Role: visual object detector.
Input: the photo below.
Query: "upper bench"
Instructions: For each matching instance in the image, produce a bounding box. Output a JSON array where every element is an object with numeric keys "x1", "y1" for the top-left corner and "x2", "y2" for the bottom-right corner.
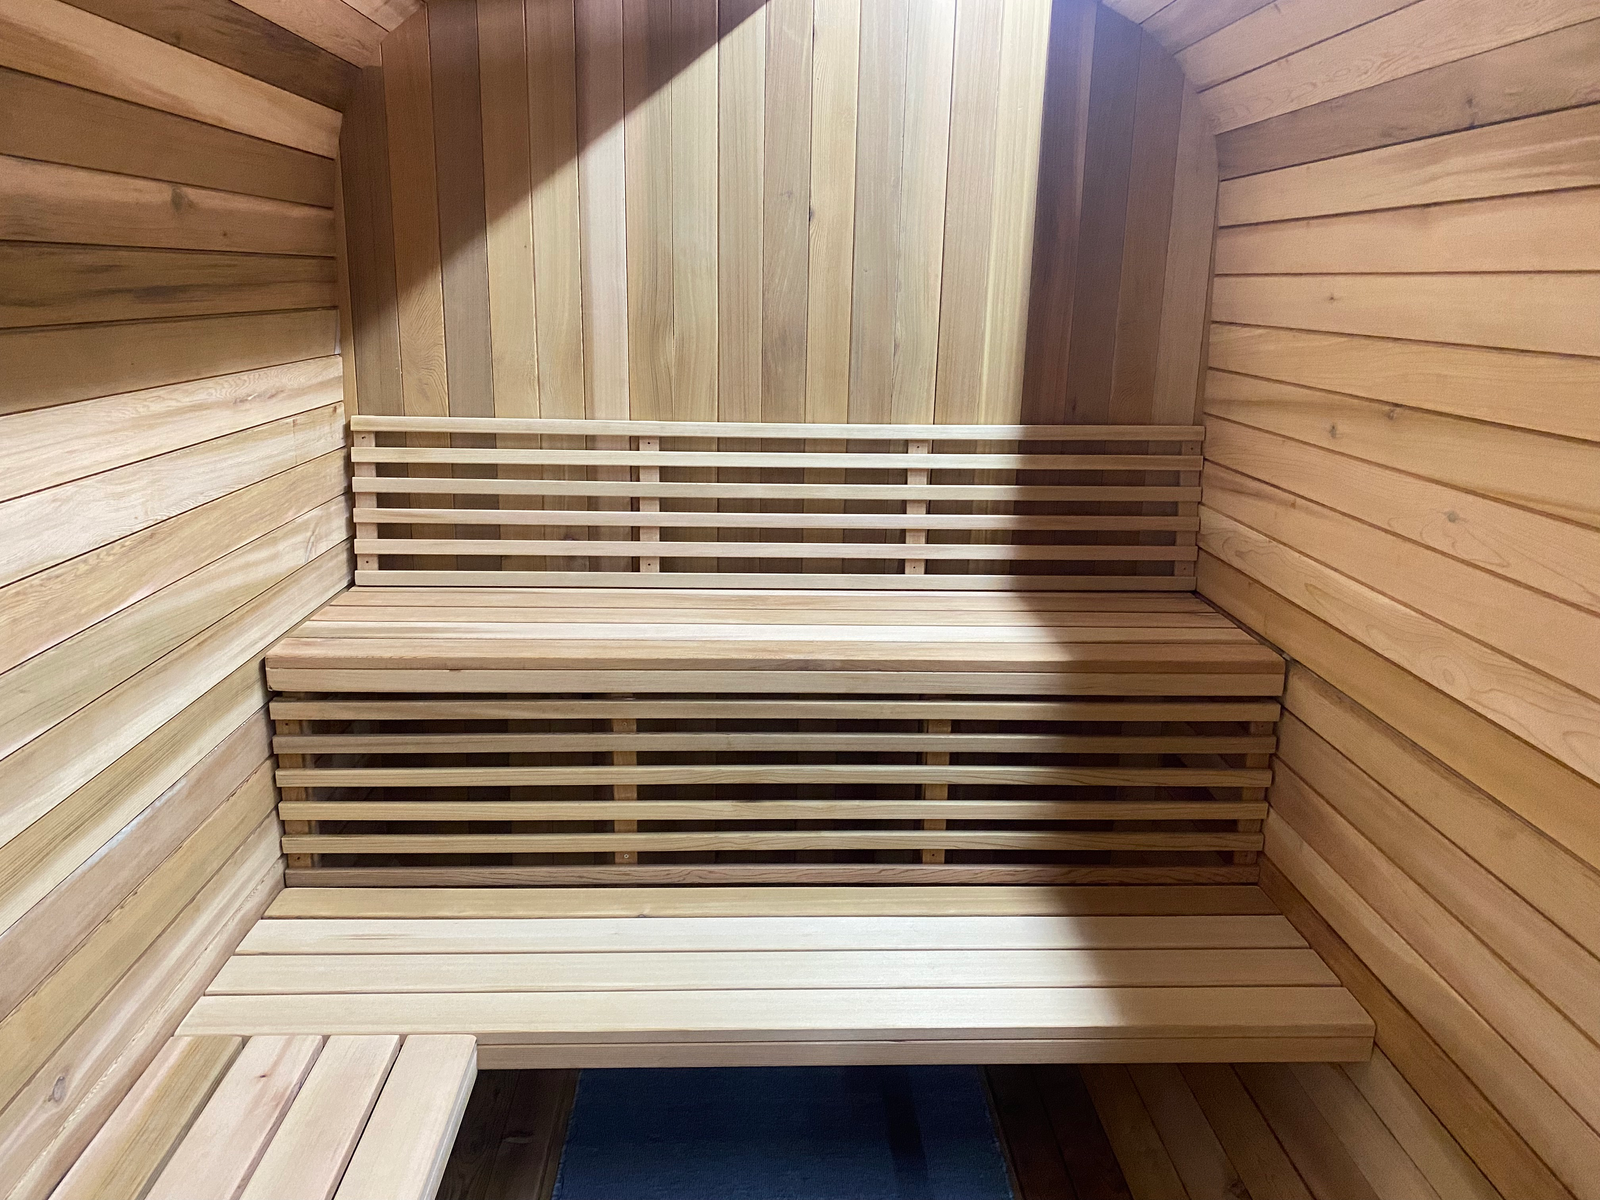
[{"x1": 346, "y1": 415, "x2": 1204, "y2": 591}]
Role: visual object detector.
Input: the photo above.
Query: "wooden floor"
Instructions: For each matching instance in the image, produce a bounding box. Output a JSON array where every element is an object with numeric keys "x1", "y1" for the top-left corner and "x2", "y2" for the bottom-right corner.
[
  {"x1": 439, "y1": 1058, "x2": 1497, "y2": 1200},
  {"x1": 179, "y1": 887, "x2": 1372, "y2": 1067},
  {"x1": 266, "y1": 588, "x2": 1285, "y2": 695}
]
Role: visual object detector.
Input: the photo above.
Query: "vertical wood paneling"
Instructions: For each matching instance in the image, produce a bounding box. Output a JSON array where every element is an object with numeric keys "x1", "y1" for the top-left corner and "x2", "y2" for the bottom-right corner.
[
  {"x1": 575, "y1": 0, "x2": 628, "y2": 419},
  {"x1": 429, "y1": 0, "x2": 494, "y2": 418},
  {"x1": 716, "y1": 0, "x2": 765, "y2": 421},
  {"x1": 760, "y1": 0, "x2": 813, "y2": 423},
  {"x1": 530, "y1": 0, "x2": 587, "y2": 417},
  {"x1": 382, "y1": 9, "x2": 449, "y2": 416},
  {"x1": 349, "y1": 0, "x2": 1205, "y2": 428},
  {"x1": 803, "y1": 0, "x2": 859, "y2": 424},
  {"x1": 478, "y1": 0, "x2": 539, "y2": 417}
]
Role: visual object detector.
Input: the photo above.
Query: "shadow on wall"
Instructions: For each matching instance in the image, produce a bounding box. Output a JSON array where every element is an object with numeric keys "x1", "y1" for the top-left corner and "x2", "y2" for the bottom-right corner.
[{"x1": 345, "y1": 0, "x2": 1207, "y2": 427}]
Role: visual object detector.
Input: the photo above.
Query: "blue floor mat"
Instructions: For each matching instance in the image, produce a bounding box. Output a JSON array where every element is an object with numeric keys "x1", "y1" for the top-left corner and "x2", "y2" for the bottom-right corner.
[{"x1": 551, "y1": 1065, "x2": 1016, "y2": 1200}]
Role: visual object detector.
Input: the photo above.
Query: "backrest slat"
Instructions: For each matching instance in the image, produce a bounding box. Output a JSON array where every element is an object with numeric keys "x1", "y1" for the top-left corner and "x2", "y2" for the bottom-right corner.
[{"x1": 350, "y1": 417, "x2": 1203, "y2": 591}]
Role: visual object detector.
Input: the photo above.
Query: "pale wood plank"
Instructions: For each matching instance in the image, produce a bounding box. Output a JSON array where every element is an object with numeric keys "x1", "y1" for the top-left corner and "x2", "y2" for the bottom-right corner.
[
  {"x1": 1179, "y1": 0, "x2": 1416, "y2": 90},
  {"x1": 1180, "y1": 1063, "x2": 1314, "y2": 1200},
  {"x1": 332, "y1": 1035, "x2": 477, "y2": 1200},
  {"x1": 48, "y1": 1037, "x2": 243, "y2": 1200},
  {"x1": 1081, "y1": 1063, "x2": 1190, "y2": 1200},
  {"x1": 145, "y1": 1034, "x2": 323, "y2": 1200},
  {"x1": 240, "y1": 1035, "x2": 401, "y2": 1200},
  {"x1": 1126, "y1": 1063, "x2": 1249, "y2": 1200},
  {"x1": 575, "y1": 0, "x2": 628, "y2": 417}
]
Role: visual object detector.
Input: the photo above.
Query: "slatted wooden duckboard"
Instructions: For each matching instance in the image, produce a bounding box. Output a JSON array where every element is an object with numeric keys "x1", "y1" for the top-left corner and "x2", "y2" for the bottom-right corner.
[{"x1": 348, "y1": 416, "x2": 1203, "y2": 589}]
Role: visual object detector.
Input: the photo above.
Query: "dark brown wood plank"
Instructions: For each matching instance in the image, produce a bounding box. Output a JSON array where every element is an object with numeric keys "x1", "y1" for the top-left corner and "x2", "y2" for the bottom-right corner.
[
  {"x1": 1061, "y1": 5, "x2": 1141, "y2": 424},
  {"x1": 1019, "y1": 0, "x2": 1095, "y2": 424},
  {"x1": 341, "y1": 66, "x2": 404, "y2": 415},
  {"x1": 436, "y1": 1069, "x2": 576, "y2": 1200},
  {"x1": 1216, "y1": 19, "x2": 1600, "y2": 180},
  {"x1": 1038, "y1": 1065, "x2": 1136, "y2": 1200},
  {"x1": 987, "y1": 1065, "x2": 1080, "y2": 1200},
  {"x1": 0, "y1": 243, "x2": 335, "y2": 329},
  {"x1": 62, "y1": 0, "x2": 358, "y2": 110},
  {"x1": 0, "y1": 67, "x2": 333, "y2": 207}
]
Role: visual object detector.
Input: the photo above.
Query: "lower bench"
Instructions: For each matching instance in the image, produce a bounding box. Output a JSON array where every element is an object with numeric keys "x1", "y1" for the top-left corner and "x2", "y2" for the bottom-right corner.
[
  {"x1": 51, "y1": 1033, "x2": 476, "y2": 1200},
  {"x1": 178, "y1": 886, "x2": 1373, "y2": 1068}
]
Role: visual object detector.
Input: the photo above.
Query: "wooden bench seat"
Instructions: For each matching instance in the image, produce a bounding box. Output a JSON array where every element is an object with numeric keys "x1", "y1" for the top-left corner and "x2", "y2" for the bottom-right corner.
[
  {"x1": 179, "y1": 886, "x2": 1373, "y2": 1068},
  {"x1": 51, "y1": 1032, "x2": 475, "y2": 1200}
]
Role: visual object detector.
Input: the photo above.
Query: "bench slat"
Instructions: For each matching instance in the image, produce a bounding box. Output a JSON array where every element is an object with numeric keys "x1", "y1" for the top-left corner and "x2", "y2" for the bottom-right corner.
[
  {"x1": 350, "y1": 415, "x2": 1205, "y2": 440},
  {"x1": 331, "y1": 1036, "x2": 477, "y2": 1200}
]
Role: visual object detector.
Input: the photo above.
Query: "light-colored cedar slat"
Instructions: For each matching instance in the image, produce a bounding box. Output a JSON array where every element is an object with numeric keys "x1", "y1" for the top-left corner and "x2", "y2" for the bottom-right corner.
[
  {"x1": 210, "y1": 948, "x2": 1337, "y2": 995},
  {"x1": 280, "y1": 799, "x2": 1269, "y2": 823},
  {"x1": 0, "y1": 0, "x2": 340, "y2": 156},
  {"x1": 234, "y1": 913, "x2": 1308, "y2": 954},
  {"x1": 1178, "y1": 0, "x2": 1417, "y2": 91},
  {"x1": 282, "y1": 831, "x2": 1263, "y2": 855},
  {"x1": 1125, "y1": 1062, "x2": 1252, "y2": 1200},
  {"x1": 331, "y1": 1035, "x2": 477, "y2": 1200},
  {"x1": 351, "y1": 506, "x2": 1199, "y2": 531},
  {"x1": 47, "y1": 1037, "x2": 243, "y2": 1200},
  {"x1": 350, "y1": 415, "x2": 1204, "y2": 439},
  {"x1": 286, "y1": 864, "x2": 1263, "y2": 888},
  {"x1": 320, "y1": 587, "x2": 1215, "y2": 609},
  {"x1": 180, "y1": 985, "x2": 1372, "y2": 1045},
  {"x1": 1180, "y1": 1063, "x2": 1315, "y2": 1200},
  {"x1": 274, "y1": 732, "x2": 1275, "y2": 753},
  {"x1": 350, "y1": 446, "x2": 1203, "y2": 470},
  {"x1": 356, "y1": 538, "x2": 1198, "y2": 561},
  {"x1": 239, "y1": 1035, "x2": 401, "y2": 1200},
  {"x1": 354, "y1": 476, "x2": 1203, "y2": 501},
  {"x1": 476, "y1": 1036, "x2": 1372, "y2": 1069},
  {"x1": 262, "y1": 884, "x2": 1283, "y2": 919},
  {"x1": 277, "y1": 764, "x2": 1271, "y2": 788},
  {"x1": 144, "y1": 1035, "x2": 323, "y2": 1200},
  {"x1": 350, "y1": 571, "x2": 1201, "y2": 592},
  {"x1": 270, "y1": 697, "x2": 1280, "y2": 722}
]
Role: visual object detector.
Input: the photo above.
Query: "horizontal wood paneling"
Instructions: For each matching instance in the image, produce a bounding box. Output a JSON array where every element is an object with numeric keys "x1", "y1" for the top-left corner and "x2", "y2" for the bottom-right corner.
[
  {"x1": 343, "y1": 0, "x2": 1217, "y2": 427},
  {"x1": 1156, "y1": 3, "x2": 1600, "y2": 1194},
  {"x1": 0, "y1": 4, "x2": 350, "y2": 1192}
]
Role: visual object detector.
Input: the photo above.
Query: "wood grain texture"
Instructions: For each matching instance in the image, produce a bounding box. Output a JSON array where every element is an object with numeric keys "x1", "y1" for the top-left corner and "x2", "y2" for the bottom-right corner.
[{"x1": 346, "y1": 0, "x2": 1206, "y2": 428}]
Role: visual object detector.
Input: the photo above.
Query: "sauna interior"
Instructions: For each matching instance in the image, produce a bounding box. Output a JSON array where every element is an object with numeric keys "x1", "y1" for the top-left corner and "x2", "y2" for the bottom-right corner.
[{"x1": 2, "y1": 0, "x2": 1598, "y2": 1196}]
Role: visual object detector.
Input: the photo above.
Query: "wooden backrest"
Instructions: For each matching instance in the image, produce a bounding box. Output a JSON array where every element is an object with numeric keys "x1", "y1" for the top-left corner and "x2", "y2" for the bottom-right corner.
[{"x1": 350, "y1": 416, "x2": 1202, "y2": 590}]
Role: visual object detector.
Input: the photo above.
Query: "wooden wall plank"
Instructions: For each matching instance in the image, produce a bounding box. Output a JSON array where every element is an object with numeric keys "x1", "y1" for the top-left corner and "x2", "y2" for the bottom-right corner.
[
  {"x1": 429, "y1": 0, "x2": 494, "y2": 418},
  {"x1": 0, "y1": 0, "x2": 340, "y2": 155},
  {"x1": 1214, "y1": 19, "x2": 1600, "y2": 179},
  {"x1": 1142, "y1": 0, "x2": 1274, "y2": 53},
  {"x1": 0, "y1": 245, "x2": 336, "y2": 328},
  {"x1": 1149, "y1": 84, "x2": 1214, "y2": 424},
  {"x1": 1219, "y1": 103, "x2": 1600, "y2": 225},
  {"x1": 715, "y1": 0, "x2": 764, "y2": 422},
  {"x1": 575, "y1": 0, "x2": 628, "y2": 419},
  {"x1": 340, "y1": 66, "x2": 404, "y2": 415},
  {"x1": 1211, "y1": 273, "x2": 1600, "y2": 358},
  {"x1": 1108, "y1": 31, "x2": 1183, "y2": 422},
  {"x1": 1060, "y1": 5, "x2": 1141, "y2": 422},
  {"x1": 1202, "y1": 0, "x2": 1600, "y2": 134},
  {"x1": 527, "y1": 0, "x2": 585, "y2": 415},
  {"x1": 0, "y1": 309, "x2": 337, "y2": 415},
  {"x1": 383, "y1": 9, "x2": 449, "y2": 417},
  {"x1": 65, "y1": 0, "x2": 360, "y2": 106},
  {"x1": 1178, "y1": 0, "x2": 1417, "y2": 92},
  {"x1": 802, "y1": 0, "x2": 858, "y2": 423},
  {"x1": 228, "y1": 0, "x2": 385, "y2": 69},
  {"x1": 759, "y1": 0, "x2": 812, "y2": 423},
  {"x1": 0, "y1": 66, "x2": 334, "y2": 206},
  {"x1": 477, "y1": 0, "x2": 538, "y2": 417},
  {"x1": 0, "y1": 155, "x2": 334, "y2": 255}
]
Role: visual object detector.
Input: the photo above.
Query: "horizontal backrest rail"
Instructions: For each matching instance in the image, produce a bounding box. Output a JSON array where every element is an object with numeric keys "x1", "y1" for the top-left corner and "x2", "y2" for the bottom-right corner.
[
  {"x1": 272, "y1": 732, "x2": 1278, "y2": 754},
  {"x1": 268, "y1": 699, "x2": 1283, "y2": 722},
  {"x1": 352, "y1": 447, "x2": 1200, "y2": 471},
  {"x1": 278, "y1": 799, "x2": 1270, "y2": 822},
  {"x1": 353, "y1": 479, "x2": 1201, "y2": 502},
  {"x1": 352, "y1": 508, "x2": 1200, "y2": 531},
  {"x1": 354, "y1": 539, "x2": 1199, "y2": 562},
  {"x1": 276, "y1": 765, "x2": 1274, "y2": 788},
  {"x1": 350, "y1": 416, "x2": 1205, "y2": 441},
  {"x1": 350, "y1": 572, "x2": 1200, "y2": 591}
]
